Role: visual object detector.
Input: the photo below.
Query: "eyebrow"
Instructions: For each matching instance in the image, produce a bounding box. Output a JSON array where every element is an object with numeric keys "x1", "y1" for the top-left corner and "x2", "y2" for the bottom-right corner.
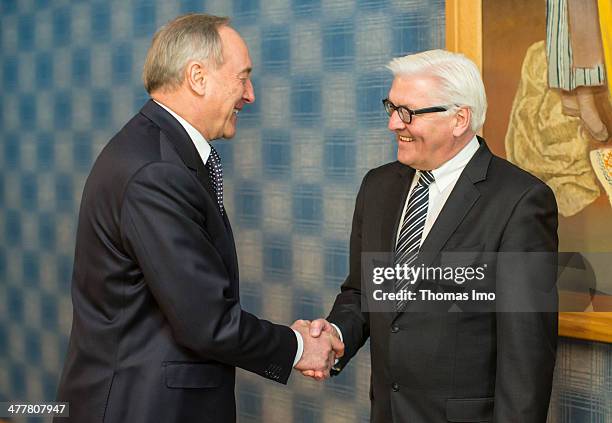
[{"x1": 238, "y1": 67, "x2": 252, "y2": 76}]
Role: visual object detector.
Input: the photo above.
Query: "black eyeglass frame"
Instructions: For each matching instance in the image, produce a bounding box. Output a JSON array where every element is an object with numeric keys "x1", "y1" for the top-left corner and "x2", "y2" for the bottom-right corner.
[{"x1": 382, "y1": 98, "x2": 453, "y2": 124}]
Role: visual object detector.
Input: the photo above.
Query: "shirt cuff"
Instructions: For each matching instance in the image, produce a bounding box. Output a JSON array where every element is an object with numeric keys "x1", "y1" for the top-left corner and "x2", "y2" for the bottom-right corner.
[
  {"x1": 330, "y1": 323, "x2": 344, "y2": 343},
  {"x1": 292, "y1": 329, "x2": 304, "y2": 367},
  {"x1": 330, "y1": 323, "x2": 343, "y2": 366}
]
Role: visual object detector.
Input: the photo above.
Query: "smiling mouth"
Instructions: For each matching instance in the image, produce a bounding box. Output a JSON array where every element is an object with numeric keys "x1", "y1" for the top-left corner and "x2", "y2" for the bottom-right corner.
[{"x1": 398, "y1": 135, "x2": 415, "y2": 143}]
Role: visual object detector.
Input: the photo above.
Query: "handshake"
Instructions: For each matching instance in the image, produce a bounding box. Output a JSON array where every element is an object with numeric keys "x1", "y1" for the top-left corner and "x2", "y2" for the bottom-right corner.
[{"x1": 291, "y1": 319, "x2": 344, "y2": 381}]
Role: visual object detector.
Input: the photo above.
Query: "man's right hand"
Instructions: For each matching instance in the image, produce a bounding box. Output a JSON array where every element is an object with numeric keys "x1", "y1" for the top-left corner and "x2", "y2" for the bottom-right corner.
[
  {"x1": 291, "y1": 319, "x2": 344, "y2": 381},
  {"x1": 298, "y1": 318, "x2": 342, "y2": 381}
]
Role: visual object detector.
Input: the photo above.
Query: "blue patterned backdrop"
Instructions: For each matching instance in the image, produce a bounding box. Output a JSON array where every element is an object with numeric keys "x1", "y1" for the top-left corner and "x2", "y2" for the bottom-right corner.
[{"x1": 0, "y1": 1, "x2": 609, "y2": 422}]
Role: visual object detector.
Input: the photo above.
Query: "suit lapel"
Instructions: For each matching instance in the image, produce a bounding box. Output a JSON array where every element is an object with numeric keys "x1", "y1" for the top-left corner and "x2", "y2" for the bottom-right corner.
[
  {"x1": 140, "y1": 100, "x2": 217, "y2": 198},
  {"x1": 393, "y1": 138, "x2": 492, "y2": 319},
  {"x1": 417, "y1": 177, "x2": 480, "y2": 267},
  {"x1": 139, "y1": 100, "x2": 237, "y2": 278},
  {"x1": 382, "y1": 164, "x2": 416, "y2": 255},
  {"x1": 223, "y1": 213, "x2": 239, "y2": 286},
  {"x1": 419, "y1": 138, "x2": 491, "y2": 263},
  {"x1": 193, "y1": 158, "x2": 217, "y2": 202},
  {"x1": 372, "y1": 164, "x2": 413, "y2": 327}
]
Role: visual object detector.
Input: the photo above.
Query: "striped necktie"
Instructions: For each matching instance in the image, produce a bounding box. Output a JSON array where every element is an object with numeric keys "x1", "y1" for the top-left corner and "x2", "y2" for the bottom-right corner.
[
  {"x1": 394, "y1": 170, "x2": 435, "y2": 311},
  {"x1": 206, "y1": 145, "x2": 224, "y2": 216}
]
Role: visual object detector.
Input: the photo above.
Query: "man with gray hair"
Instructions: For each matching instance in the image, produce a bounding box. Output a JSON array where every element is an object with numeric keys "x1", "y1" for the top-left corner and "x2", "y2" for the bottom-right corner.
[
  {"x1": 304, "y1": 49, "x2": 558, "y2": 422},
  {"x1": 56, "y1": 14, "x2": 343, "y2": 423}
]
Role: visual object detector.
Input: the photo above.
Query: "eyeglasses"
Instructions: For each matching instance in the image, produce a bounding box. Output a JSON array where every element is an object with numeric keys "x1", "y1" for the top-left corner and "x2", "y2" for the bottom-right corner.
[{"x1": 382, "y1": 98, "x2": 451, "y2": 124}]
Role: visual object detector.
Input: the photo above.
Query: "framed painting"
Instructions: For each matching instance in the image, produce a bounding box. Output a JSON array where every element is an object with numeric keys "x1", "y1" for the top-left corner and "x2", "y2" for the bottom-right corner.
[{"x1": 446, "y1": 0, "x2": 612, "y2": 343}]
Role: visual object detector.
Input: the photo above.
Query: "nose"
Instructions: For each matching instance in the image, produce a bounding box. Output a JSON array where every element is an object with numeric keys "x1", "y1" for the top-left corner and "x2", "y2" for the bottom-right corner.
[
  {"x1": 244, "y1": 79, "x2": 255, "y2": 103},
  {"x1": 387, "y1": 110, "x2": 406, "y2": 131}
]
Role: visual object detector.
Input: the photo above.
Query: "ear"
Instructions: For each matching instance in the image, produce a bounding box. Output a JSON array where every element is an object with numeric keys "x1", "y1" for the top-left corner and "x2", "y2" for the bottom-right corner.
[
  {"x1": 452, "y1": 106, "x2": 472, "y2": 137},
  {"x1": 185, "y1": 60, "x2": 207, "y2": 96}
]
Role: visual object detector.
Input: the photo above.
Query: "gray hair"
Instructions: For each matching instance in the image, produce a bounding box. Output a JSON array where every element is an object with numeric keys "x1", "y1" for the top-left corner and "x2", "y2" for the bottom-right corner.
[
  {"x1": 387, "y1": 49, "x2": 487, "y2": 132},
  {"x1": 142, "y1": 13, "x2": 230, "y2": 94}
]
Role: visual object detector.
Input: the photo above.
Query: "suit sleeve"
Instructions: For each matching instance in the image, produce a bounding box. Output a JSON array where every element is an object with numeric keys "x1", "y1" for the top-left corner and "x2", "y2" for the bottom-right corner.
[
  {"x1": 120, "y1": 161, "x2": 297, "y2": 384},
  {"x1": 327, "y1": 171, "x2": 372, "y2": 374},
  {"x1": 493, "y1": 182, "x2": 559, "y2": 422}
]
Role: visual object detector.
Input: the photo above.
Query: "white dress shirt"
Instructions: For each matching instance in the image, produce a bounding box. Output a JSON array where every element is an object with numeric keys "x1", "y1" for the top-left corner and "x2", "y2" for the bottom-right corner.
[
  {"x1": 334, "y1": 136, "x2": 480, "y2": 347},
  {"x1": 154, "y1": 100, "x2": 304, "y2": 367}
]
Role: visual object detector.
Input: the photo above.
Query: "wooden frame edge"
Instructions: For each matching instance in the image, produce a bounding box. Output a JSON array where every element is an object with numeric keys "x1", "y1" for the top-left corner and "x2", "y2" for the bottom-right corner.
[
  {"x1": 445, "y1": 0, "x2": 483, "y2": 72},
  {"x1": 558, "y1": 312, "x2": 612, "y2": 343}
]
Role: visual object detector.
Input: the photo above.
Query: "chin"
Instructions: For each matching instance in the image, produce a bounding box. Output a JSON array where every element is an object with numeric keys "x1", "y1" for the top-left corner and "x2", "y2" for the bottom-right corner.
[{"x1": 222, "y1": 122, "x2": 237, "y2": 139}]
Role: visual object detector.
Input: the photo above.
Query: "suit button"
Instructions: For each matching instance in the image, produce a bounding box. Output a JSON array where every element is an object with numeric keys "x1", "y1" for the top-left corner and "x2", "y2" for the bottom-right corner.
[
  {"x1": 392, "y1": 382, "x2": 400, "y2": 392},
  {"x1": 391, "y1": 325, "x2": 399, "y2": 333}
]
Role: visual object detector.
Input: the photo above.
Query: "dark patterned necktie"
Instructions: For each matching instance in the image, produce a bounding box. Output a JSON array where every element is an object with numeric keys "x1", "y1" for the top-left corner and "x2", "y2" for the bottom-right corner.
[
  {"x1": 394, "y1": 170, "x2": 435, "y2": 311},
  {"x1": 205, "y1": 145, "x2": 224, "y2": 216}
]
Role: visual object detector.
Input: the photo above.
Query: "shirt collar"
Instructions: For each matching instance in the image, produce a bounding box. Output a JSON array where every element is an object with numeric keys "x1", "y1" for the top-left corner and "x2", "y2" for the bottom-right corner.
[
  {"x1": 418, "y1": 135, "x2": 480, "y2": 192},
  {"x1": 153, "y1": 100, "x2": 211, "y2": 165}
]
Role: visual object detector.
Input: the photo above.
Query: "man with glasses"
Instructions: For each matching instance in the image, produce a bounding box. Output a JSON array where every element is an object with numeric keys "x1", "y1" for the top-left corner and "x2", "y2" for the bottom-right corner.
[{"x1": 303, "y1": 50, "x2": 558, "y2": 422}]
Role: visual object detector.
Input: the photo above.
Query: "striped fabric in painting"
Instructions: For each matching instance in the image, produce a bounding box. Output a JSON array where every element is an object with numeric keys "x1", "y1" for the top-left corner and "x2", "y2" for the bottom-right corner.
[{"x1": 545, "y1": 0, "x2": 605, "y2": 90}]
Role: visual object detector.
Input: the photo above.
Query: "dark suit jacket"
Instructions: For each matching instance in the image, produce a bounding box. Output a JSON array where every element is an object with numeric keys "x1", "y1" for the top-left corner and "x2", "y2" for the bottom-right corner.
[
  {"x1": 56, "y1": 100, "x2": 297, "y2": 423},
  {"x1": 328, "y1": 138, "x2": 558, "y2": 423}
]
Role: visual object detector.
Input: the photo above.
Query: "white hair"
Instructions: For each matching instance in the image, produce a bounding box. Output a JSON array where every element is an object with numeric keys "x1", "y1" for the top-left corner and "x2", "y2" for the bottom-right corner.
[
  {"x1": 387, "y1": 49, "x2": 487, "y2": 132},
  {"x1": 142, "y1": 13, "x2": 230, "y2": 94}
]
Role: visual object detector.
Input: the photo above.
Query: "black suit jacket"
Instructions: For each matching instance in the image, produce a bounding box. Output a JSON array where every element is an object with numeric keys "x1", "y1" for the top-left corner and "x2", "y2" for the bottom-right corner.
[
  {"x1": 56, "y1": 100, "x2": 297, "y2": 423},
  {"x1": 328, "y1": 138, "x2": 558, "y2": 423}
]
